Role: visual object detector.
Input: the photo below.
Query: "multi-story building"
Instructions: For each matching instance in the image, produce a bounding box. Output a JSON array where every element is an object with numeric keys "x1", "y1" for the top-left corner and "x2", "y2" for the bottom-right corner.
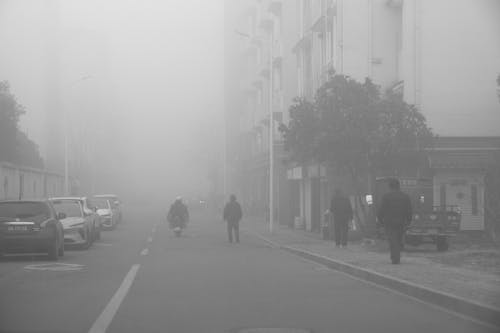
[
  {"x1": 226, "y1": 0, "x2": 500, "y2": 232},
  {"x1": 224, "y1": 0, "x2": 300, "y2": 225}
]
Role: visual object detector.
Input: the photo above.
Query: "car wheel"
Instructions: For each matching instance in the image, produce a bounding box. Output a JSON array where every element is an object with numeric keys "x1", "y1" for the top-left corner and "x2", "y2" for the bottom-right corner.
[
  {"x1": 58, "y1": 241, "x2": 64, "y2": 257},
  {"x1": 83, "y1": 229, "x2": 92, "y2": 249},
  {"x1": 436, "y1": 236, "x2": 449, "y2": 252},
  {"x1": 48, "y1": 233, "x2": 59, "y2": 261},
  {"x1": 90, "y1": 224, "x2": 95, "y2": 244}
]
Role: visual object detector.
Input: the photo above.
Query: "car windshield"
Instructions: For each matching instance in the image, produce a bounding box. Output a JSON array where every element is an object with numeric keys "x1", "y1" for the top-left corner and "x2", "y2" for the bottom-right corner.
[
  {"x1": 96, "y1": 196, "x2": 117, "y2": 203},
  {"x1": 93, "y1": 198, "x2": 110, "y2": 209},
  {"x1": 0, "y1": 202, "x2": 50, "y2": 222},
  {"x1": 51, "y1": 200, "x2": 82, "y2": 218}
]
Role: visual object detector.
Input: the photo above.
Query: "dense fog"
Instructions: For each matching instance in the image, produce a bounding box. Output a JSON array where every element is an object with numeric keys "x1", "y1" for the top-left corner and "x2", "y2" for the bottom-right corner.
[{"x1": 0, "y1": 0, "x2": 225, "y2": 204}]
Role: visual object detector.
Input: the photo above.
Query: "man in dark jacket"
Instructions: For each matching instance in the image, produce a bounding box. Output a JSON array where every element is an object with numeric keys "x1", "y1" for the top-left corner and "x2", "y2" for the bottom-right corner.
[
  {"x1": 330, "y1": 188, "x2": 353, "y2": 247},
  {"x1": 377, "y1": 178, "x2": 413, "y2": 264},
  {"x1": 167, "y1": 197, "x2": 189, "y2": 228},
  {"x1": 223, "y1": 194, "x2": 242, "y2": 243}
]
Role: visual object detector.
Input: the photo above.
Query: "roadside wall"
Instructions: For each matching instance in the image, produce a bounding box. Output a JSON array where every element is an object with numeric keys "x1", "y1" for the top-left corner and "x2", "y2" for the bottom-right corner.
[{"x1": 0, "y1": 162, "x2": 64, "y2": 200}]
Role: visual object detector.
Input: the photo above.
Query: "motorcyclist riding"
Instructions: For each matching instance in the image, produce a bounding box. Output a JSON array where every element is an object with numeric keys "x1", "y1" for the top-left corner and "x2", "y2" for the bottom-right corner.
[{"x1": 167, "y1": 196, "x2": 189, "y2": 231}]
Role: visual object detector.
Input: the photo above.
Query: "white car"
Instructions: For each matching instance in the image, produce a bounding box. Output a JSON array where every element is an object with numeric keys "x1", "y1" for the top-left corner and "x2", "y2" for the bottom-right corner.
[
  {"x1": 92, "y1": 196, "x2": 119, "y2": 230},
  {"x1": 94, "y1": 194, "x2": 123, "y2": 223},
  {"x1": 50, "y1": 197, "x2": 100, "y2": 249}
]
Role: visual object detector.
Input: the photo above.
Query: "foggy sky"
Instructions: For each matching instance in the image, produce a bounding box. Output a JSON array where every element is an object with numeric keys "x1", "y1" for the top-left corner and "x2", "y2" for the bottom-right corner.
[{"x1": 0, "y1": 0, "x2": 225, "y2": 202}]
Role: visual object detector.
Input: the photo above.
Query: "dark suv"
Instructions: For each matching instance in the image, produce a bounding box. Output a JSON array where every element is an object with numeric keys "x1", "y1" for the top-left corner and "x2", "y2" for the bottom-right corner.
[{"x1": 0, "y1": 200, "x2": 65, "y2": 260}]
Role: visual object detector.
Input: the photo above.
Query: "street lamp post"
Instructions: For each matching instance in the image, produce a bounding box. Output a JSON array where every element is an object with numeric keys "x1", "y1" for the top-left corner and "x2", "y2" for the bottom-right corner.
[
  {"x1": 64, "y1": 75, "x2": 92, "y2": 196},
  {"x1": 268, "y1": 30, "x2": 274, "y2": 234},
  {"x1": 235, "y1": 28, "x2": 275, "y2": 234}
]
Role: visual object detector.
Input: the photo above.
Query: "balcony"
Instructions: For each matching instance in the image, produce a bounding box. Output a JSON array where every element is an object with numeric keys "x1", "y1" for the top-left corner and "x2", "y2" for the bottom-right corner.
[
  {"x1": 252, "y1": 77, "x2": 263, "y2": 89},
  {"x1": 319, "y1": 60, "x2": 335, "y2": 83},
  {"x1": 311, "y1": 6, "x2": 336, "y2": 34},
  {"x1": 386, "y1": 0, "x2": 403, "y2": 8},
  {"x1": 272, "y1": 91, "x2": 284, "y2": 113},
  {"x1": 259, "y1": 13, "x2": 274, "y2": 32},
  {"x1": 273, "y1": 41, "x2": 283, "y2": 67},
  {"x1": 292, "y1": 34, "x2": 312, "y2": 54},
  {"x1": 268, "y1": 0, "x2": 282, "y2": 16},
  {"x1": 259, "y1": 63, "x2": 270, "y2": 79}
]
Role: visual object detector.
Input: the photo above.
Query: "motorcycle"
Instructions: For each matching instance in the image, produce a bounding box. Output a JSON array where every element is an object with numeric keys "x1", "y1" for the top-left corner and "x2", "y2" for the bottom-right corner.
[{"x1": 169, "y1": 215, "x2": 185, "y2": 237}]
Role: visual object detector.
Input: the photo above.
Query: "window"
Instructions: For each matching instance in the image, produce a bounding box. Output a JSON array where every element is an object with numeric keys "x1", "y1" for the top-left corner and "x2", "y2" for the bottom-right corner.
[
  {"x1": 471, "y1": 185, "x2": 478, "y2": 216},
  {"x1": 440, "y1": 184, "x2": 446, "y2": 208}
]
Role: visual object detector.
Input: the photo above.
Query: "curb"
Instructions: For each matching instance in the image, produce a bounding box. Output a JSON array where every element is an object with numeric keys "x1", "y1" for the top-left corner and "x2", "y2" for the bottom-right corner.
[{"x1": 253, "y1": 232, "x2": 500, "y2": 329}]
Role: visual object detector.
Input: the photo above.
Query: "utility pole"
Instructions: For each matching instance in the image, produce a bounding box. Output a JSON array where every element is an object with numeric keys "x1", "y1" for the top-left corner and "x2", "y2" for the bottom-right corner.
[
  {"x1": 269, "y1": 28, "x2": 274, "y2": 234},
  {"x1": 64, "y1": 75, "x2": 92, "y2": 196}
]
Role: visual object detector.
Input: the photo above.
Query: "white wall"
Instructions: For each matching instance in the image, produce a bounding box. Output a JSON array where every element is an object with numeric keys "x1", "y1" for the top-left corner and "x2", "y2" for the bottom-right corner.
[{"x1": 0, "y1": 163, "x2": 64, "y2": 200}]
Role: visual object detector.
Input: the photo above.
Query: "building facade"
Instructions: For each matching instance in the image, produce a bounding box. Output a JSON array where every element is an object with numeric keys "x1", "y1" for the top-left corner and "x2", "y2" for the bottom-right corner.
[{"x1": 225, "y1": 0, "x2": 500, "y2": 231}]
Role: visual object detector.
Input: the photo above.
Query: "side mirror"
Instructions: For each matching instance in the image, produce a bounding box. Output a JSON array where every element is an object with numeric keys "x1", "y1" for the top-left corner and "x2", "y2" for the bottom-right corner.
[{"x1": 57, "y1": 212, "x2": 67, "y2": 220}]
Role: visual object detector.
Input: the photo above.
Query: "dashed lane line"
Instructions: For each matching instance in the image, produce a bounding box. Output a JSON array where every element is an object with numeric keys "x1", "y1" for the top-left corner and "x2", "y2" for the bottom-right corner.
[
  {"x1": 147, "y1": 236, "x2": 153, "y2": 243},
  {"x1": 88, "y1": 264, "x2": 140, "y2": 333},
  {"x1": 140, "y1": 248, "x2": 149, "y2": 256}
]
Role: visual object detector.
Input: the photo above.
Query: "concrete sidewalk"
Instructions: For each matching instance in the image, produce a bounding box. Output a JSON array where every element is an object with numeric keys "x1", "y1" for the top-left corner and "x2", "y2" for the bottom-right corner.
[{"x1": 244, "y1": 218, "x2": 500, "y2": 328}]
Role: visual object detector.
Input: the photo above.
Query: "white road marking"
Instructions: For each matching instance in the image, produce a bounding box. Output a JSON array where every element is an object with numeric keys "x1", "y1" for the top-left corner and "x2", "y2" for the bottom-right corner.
[
  {"x1": 147, "y1": 236, "x2": 153, "y2": 243},
  {"x1": 140, "y1": 248, "x2": 149, "y2": 256},
  {"x1": 152, "y1": 226, "x2": 157, "y2": 233},
  {"x1": 24, "y1": 263, "x2": 84, "y2": 272},
  {"x1": 88, "y1": 264, "x2": 140, "y2": 333}
]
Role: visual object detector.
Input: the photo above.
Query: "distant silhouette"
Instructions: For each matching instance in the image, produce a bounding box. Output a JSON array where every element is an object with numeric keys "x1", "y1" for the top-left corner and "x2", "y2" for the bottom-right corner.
[
  {"x1": 330, "y1": 188, "x2": 353, "y2": 247},
  {"x1": 167, "y1": 196, "x2": 189, "y2": 230},
  {"x1": 223, "y1": 194, "x2": 242, "y2": 243}
]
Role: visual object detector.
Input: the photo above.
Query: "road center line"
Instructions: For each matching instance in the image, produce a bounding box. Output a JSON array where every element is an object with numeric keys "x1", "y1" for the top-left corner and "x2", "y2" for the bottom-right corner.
[
  {"x1": 147, "y1": 236, "x2": 153, "y2": 243},
  {"x1": 140, "y1": 248, "x2": 149, "y2": 256},
  {"x1": 88, "y1": 264, "x2": 140, "y2": 333}
]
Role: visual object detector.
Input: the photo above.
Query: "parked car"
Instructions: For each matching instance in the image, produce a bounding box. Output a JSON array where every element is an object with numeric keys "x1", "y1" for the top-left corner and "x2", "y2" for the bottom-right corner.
[
  {"x1": 94, "y1": 194, "x2": 123, "y2": 223},
  {"x1": 0, "y1": 200, "x2": 65, "y2": 260},
  {"x1": 80, "y1": 197, "x2": 102, "y2": 240},
  {"x1": 49, "y1": 197, "x2": 101, "y2": 249},
  {"x1": 92, "y1": 196, "x2": 119, "y2": 230},
  {"x1": 369, "y1": 177, "x2": 461, "y2": 251}
]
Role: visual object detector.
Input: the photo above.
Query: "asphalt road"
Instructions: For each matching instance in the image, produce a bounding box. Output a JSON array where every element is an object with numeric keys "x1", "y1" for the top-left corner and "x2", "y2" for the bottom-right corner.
[{"x1": 0, "y1": 205, "x2": 496, "y2": 333}]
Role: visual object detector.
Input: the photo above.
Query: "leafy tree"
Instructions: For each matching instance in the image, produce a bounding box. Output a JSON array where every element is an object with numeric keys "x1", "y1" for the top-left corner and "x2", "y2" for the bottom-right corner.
[
  {"x1": 0, "y1": 81, "x2": 24, "y2": 163},
  {"x1": 16, "y1": 131, "x2": 44, "y2": 169},
  {"x1": 280, "y1": 72, "x2": 434, "y2": 233},
  {"x1": 279, "y1": 97, "x2": 319, "y2": 165},
  {"x1": 0, "y1": 80, "x2": 44, "y2": 168}
]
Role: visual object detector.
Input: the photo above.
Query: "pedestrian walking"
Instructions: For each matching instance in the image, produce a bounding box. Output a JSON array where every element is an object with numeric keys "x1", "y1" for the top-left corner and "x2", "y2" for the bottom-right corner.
[
  {"x1": 330, "y1": 188, "x2": 353, "y2": 247},
  {"x1": 377, "y1": 178, "x2": 413, "y2": 264},
  {"x1": 223, "y1": 194, "x2": 243, "y2": 243}
]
